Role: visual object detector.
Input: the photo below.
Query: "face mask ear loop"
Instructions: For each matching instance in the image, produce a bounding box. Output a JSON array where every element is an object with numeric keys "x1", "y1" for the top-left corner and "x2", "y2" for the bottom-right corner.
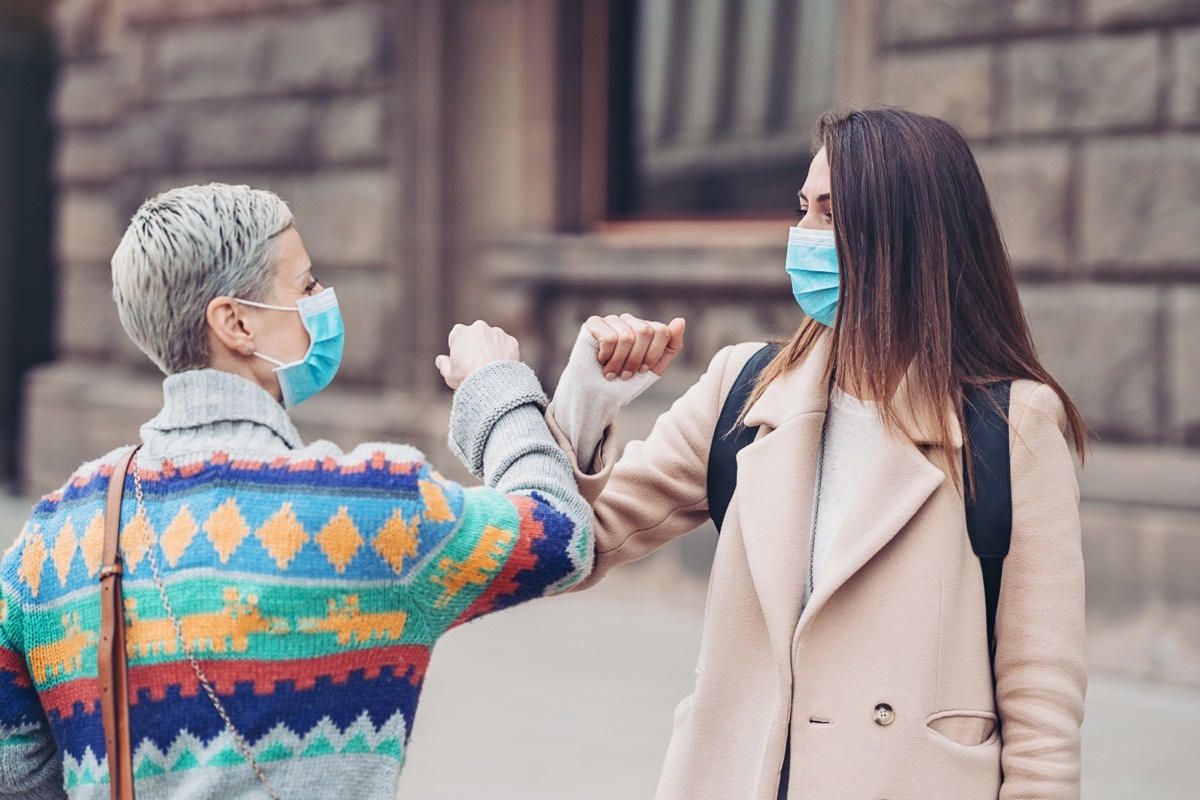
[
  {"x1": 233, "y1": 298, "x2": 300, "y2": 312},
  {"x1": 234, "y1": 297, "x2": 309, "y2": 369},
  {"x1": 251, "y1": 351, "x2": 288, "y2": 370}
]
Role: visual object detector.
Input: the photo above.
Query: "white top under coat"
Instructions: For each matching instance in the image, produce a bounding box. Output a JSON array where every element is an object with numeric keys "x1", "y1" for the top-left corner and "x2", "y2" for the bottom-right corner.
[{"x1": 807, "y1": 386, "x2": 882, "y2": 600}]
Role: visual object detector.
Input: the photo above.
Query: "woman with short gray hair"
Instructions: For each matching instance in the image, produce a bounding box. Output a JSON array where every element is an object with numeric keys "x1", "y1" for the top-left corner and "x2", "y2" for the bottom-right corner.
[
  {"x1": 111, "y1": 183, "x2": 295, "y2": 376},
  {"x1": 0, "y1": 183, "x2": 593, "y2": 799}
]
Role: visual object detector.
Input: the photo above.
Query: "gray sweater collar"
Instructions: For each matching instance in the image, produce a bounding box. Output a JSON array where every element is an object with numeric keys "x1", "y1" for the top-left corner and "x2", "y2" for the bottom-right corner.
[{"x1": 140, "y1": 369, "x2": 305, "y2": 456}]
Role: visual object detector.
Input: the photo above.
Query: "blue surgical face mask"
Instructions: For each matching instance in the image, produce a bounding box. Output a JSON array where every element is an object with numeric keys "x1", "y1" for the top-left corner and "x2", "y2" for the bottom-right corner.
[
  {"x1": 235, "y1": 287, "x2": 345, "y2": 408},
  {"x1": 785, "y1": 226, "x2": 840, "y2": 328}
]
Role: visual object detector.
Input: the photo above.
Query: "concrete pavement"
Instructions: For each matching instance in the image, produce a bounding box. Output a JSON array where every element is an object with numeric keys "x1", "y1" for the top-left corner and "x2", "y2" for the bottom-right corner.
[
  {"x1": 2, "y1": 489, "x2": 1196, "y2": 799},
  {"x1": 399, "y1": 566, "x2": 1199, "y2": 800}
]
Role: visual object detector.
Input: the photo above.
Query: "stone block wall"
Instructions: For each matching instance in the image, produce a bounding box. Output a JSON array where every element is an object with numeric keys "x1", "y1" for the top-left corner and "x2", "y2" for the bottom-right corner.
[
  {"x1": 50, "y1": 0, "x2": 395, "y2": 378},
  {"x1": 26, "y1": 0, "x2": 442, "y2": 492},
  {"x1": 878, "y1": 0, "x2": 1200, "y2": 447}
]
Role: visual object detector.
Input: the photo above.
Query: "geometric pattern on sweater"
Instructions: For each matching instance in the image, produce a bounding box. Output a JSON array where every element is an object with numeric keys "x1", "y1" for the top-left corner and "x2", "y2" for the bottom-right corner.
[
  {"x1": 13, "y1": 455, "x2": 480, "y2": 600},
  {"x1": 60, "y1": 709, "x2": 411, "y2": 788},
  {"x1": 0, "y1": 443, "x2": 589, "y2": 797}
]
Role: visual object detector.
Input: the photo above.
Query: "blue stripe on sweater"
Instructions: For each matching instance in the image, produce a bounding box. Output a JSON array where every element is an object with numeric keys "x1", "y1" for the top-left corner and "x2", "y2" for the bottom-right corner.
[{"x1": 48, "y1": 660, "x2": 425, "y2": 761}]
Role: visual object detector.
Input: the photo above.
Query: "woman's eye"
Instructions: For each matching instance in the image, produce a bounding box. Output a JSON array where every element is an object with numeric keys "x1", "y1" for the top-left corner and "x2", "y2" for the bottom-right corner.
[
  {"x1": 794, "y1": 207, "x2": 808, "y2": 219},
  {"x1": 304, "y1": 279, "x2": 318, "y2": 294}
]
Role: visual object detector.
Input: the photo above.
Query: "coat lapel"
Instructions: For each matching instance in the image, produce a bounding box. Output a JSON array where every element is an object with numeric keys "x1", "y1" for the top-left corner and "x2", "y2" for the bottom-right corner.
[
  {"x1": 732, "y1": 335, "x2": 954, "y2": 673},
  {"x1": 734, "y1": 338, "x2": 829, "y2": 669},
  {"x1": 734, "y1": 410, "x2": 825, "y2": 662},
  {"x1": 796, "y1": 431, "x2": 946, "y2": 632}
]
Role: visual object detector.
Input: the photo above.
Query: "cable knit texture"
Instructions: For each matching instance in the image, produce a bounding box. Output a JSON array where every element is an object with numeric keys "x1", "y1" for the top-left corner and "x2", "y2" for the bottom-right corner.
[
  {"x1": 449, "y1": 360, "x2": 549, "y2": 478},
  {"x1": 0, "y1": 367, "x2": 592, "y2": 799}
]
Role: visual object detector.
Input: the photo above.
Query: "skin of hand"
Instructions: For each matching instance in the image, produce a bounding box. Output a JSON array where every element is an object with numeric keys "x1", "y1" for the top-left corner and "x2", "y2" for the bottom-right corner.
[
  {"x1": 435, "y1": 320, "x2": 522, "y2": 389},
  {"x1": 584, "y1": 313, "x2": 686, "y2": 381}
]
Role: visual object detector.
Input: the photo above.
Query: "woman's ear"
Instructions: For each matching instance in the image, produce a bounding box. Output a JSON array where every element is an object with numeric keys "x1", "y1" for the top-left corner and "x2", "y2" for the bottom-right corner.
[{"x1": 206, "y1": 296, "x2": 255, "y2": 357}]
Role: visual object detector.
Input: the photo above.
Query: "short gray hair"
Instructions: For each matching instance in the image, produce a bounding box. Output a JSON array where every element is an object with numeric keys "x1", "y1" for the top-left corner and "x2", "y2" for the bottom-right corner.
[{"x1": 111, "y1": 183, "x2": 294, "y2": 374}]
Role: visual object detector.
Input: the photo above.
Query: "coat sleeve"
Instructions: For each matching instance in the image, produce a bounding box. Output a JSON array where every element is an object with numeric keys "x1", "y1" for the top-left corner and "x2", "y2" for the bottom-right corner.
[
  {"x1": 546, "y1": 343, "x2": 765, "y2": 590},
  {"x1": 0, "y1": 561, "x2": 66, "y2": 799},
  {"x1": 995, "y1": 381, "x2": 1087, "y2": 800}
]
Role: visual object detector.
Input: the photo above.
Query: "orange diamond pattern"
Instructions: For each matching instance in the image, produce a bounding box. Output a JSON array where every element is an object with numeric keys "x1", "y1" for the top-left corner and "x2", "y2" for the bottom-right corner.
[
  {"x1": 420, "y1": 479, "x2": 455, "y2": 523},
  {"x1": 205, "y1": 498, "x2": 250, "y2": 564},
  {"x1": 121, "y1": 509, "x2": 154, "y2": 574},
  {"x1": 374, "y1": 510, "x2": 420, "y2": 574},
  {"x1": 161, "y1": 505, "x2": 199, "y2": 568},
  {"x1": 51, "y1": 519, "x2": 78, "y2": 587},
  {"x1": 316, "y1": 506, "x2": 363, "y2": 573},
  {"x1": 17, "y1": 527, "x2": 45, "y2": 597},
  {"x1": 257, "y1": 502, "x2": 309, "y2": 570},
  {"x1": 80, "y1": 510, "x2": 105, "y2": 578}
]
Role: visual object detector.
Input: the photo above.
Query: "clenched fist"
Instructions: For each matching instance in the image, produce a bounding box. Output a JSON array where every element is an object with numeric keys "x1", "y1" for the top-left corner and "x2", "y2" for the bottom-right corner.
[
  {"x1": 585, "y1": 314, "x2": 685, "y2": 380},
  {"x1": 435, "y1": 321, "x2": 521, "y2": 389}
]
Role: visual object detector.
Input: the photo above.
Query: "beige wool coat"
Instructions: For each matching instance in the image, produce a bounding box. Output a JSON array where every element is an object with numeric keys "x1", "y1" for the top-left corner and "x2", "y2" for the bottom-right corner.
[{"x1": 548, "y1": 337, "x2": 1086, "y2": 800}]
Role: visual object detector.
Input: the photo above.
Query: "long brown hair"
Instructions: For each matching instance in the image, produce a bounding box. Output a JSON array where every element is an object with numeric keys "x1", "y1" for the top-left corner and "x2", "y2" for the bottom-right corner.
[{"x1": 746, "y1": 107, "x2": 1087, "y2": 487}]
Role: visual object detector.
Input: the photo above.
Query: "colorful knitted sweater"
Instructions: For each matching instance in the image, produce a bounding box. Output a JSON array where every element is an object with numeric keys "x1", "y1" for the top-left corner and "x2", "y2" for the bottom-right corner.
[{"x1": 0, "y1": 364, "x2": 593, "y2": 799}]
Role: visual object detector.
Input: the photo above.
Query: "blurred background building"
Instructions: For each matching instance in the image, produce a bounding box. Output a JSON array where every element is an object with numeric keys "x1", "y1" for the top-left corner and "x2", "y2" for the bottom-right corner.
[{"x1": 1, "y1": 0, "x2": 1198, "y2": 690}]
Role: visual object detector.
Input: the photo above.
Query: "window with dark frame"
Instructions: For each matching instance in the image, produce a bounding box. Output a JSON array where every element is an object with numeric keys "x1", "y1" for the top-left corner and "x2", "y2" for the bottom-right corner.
[{"x1": 606, "y1": 0, "x2": 839, "y2": 220}]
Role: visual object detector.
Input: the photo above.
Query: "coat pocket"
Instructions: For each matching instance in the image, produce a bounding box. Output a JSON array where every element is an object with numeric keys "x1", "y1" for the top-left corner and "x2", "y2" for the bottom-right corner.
[{"x1": 926, "y1": 709, "x2": 998, "y2": 747}]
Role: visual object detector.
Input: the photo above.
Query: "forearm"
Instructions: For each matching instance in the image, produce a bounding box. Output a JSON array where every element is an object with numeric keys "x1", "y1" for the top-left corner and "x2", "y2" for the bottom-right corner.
[
  {"x1": 551, "y1": 326, "x2": 657, "y2": 472},
  {"x1": 407, "y1": 360, "x2": 594, "y2": 623},
  {"x1": 0, "y1": 731, "x2": 64, "y2": 799},
  {"x1": 448, "y1": 359, "x2": 591, "y2": 537},
  {"x1": 564, "y1": 344, "x2": 761, "y2": 589},
  {"x1": 1, "y1": 604, "x2": 63, "y2": 799}
]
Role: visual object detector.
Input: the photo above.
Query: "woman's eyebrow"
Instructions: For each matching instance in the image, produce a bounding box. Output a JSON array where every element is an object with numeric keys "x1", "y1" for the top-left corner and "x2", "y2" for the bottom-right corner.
[{"x1": 797, "y1": 191, "x2": 832, "y2": 204}]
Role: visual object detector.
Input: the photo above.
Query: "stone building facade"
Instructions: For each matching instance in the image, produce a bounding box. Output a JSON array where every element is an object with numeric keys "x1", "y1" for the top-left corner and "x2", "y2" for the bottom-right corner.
[{"x1": 18, "y1": 0, "x2": 1200, "y2": 685}]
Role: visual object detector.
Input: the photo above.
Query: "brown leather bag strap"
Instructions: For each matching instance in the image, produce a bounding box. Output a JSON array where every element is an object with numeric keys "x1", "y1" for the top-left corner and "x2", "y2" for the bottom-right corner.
[{"x1": 99, "y1": 446, "x2": 139, "y2": 800}]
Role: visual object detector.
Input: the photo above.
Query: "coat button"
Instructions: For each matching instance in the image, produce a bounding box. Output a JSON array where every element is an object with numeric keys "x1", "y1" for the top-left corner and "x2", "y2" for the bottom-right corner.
[{"x1": 873, "y1": 703, "x2": 895, "y2": 726}]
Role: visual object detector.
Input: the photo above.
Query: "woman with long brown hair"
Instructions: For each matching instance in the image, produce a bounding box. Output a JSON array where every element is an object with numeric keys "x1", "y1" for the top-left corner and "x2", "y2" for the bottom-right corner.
[{"x1": 545, "y1": 107, "x2": 1088, "y2": 799}]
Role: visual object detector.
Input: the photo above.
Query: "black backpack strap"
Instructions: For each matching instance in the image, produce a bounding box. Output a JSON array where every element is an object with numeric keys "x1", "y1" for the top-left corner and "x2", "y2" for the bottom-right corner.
[
  {"x1": 962, "y1": 382, "x2": 1013, "y2": 661},
  {"x1": 707, "y1": 343, "x2": 781, "y2": 533}
]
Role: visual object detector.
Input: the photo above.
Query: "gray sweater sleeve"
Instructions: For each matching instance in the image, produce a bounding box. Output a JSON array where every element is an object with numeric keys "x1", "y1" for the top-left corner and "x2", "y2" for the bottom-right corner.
[{"x1": 448, "y1": 360, "x2": 592, "y2": 534}]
